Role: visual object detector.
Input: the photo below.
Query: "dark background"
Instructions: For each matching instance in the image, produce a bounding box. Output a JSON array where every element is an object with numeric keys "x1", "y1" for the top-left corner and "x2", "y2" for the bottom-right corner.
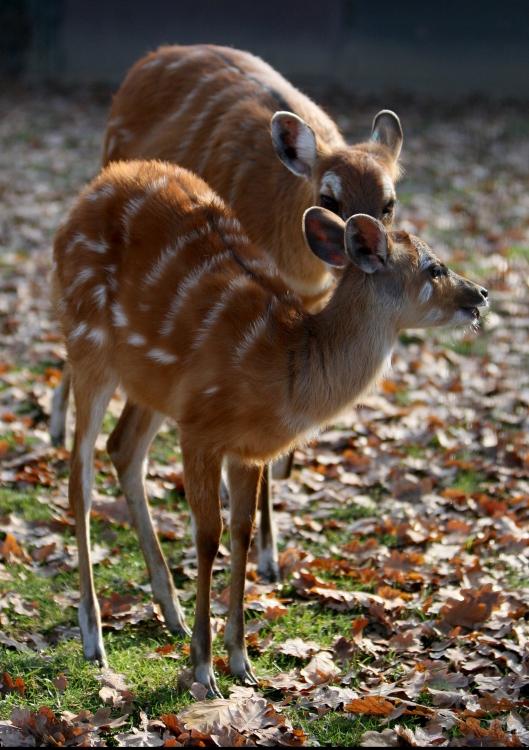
[{"x1": 1, "y1": 0, "x2": 529, "y2": 98}]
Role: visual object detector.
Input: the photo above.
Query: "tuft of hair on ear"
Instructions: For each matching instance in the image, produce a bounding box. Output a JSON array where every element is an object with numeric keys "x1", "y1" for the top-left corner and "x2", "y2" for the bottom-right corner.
[
  {"x1": 303, "y1": 206, "x2": 347, "y2": 268},
  {"x1": 371, "y1": 110, "x2": 403, "y2": 162}
]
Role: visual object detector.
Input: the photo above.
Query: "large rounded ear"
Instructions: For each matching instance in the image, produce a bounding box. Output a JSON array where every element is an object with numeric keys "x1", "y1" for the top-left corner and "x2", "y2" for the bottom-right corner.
[
  {"x1": 371, "y1": 110, "x2": 403, "y2": 161},
  {"x1": 345, "y1": 214, "x2": 388, "y2": 274},
  {"x1": 271, "y1": 112, "x2": 318, "y2": 179},
  {"x1": 303, "y1": 207, "x2": 347, "y2": 267}
]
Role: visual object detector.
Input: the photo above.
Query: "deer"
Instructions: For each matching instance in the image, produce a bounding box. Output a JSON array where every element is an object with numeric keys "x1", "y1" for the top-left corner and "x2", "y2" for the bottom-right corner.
[
  {"x1": 53, "y1": 159, "x2": 488, "y2": 696},
  {"x1": 49, "y1": 43, "x2": 404, "y2": 586}
]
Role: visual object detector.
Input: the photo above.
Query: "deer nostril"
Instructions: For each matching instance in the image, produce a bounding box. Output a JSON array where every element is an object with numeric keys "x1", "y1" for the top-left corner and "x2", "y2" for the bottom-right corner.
[{"x1": 480, "y1": 287, "x2": 489, "y2": 299}]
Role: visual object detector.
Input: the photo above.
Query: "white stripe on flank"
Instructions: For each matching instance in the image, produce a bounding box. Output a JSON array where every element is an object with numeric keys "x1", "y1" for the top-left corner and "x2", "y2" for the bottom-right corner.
[
  {"x1": 111, "y1": 301, "x2": 128, "y2": 328},
  {"x1": 168, "y1": 70, "x2": 224, "y2": 124},
  {"x1": 67, "y1": 268, "x2": 95, "y2": 295},
  {"x1": 65, "y1": 232, "x2": 88, "y2": 254},
  {"x1": 196, "y1": 84, "x2": 242, "y2": 172},
  {"x1": 148, "y1": 175, "x2": 169, "y2": 193},
  {"x1": 142, "y1": 57, "x2": 163, "y2": 70},
  {"x1": 166, "y1": 49, "x2": 205, "y2": 72},
  {"x1": 128, "y1": 332, "x2": 146, "y2": 347},
  {"x1": 143, "y1": 226, "x2": 211, "y2": 287},
  {"x1": 191, "y1": 275, "x2": 249, "y2": 350},
  {"x1": 92, "y1": 284, "x2": 107, "y2": 309},
  {"x1": 122, "y1": 195, "x2": 147, "y2": 243},
  {"x1": 175, "y1": 87, "x2": 236, "y2": 160},
  {"x1": 86, "y1": 327, "x2": 106, "y2": 346},
  {"x1": 146, "y1": 348, "x2": 178, "y2": 364},
  {"x1": 233, "y1": 314, "x2": 268, "y2": 364},
  {"x1": 81, "y1": 237, "x2": 108, "y2": 254},
  {"x1": 160, "y1": 251, "x2": 232, "y2": 336},
  {"x1": 69, "y1": 321, "x2": 88, "y2": 341},
  {"x1": 221, "y1": 232, "x2": 250, "y2": 246},
  {"x1": 86, "y1": 183, "x2": 116, "y2": 202}
]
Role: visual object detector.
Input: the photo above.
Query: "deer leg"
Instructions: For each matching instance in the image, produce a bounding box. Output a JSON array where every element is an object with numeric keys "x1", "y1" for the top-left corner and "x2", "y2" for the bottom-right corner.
[
  {"x1": 70, "y1": 368, "x2": 118, "y2": 666},
  {"x1": 49, "y1": 363, "x2": 71, "y2": 447},
  {"x1": 224, "y1": 456, "x2": 261, "y2": 685},
  {"x1": 107, "y1": 400, "x2": 190, "y2": 636},
  {"x1": 257, "y1": 463, "x2": 280, "y2": 582},
  {"x1": 271, "y1": 450, "x2": 294, "y2": 480},
  {"x1": 181, "y1": 443, "x2": 222, "y2": 697}
]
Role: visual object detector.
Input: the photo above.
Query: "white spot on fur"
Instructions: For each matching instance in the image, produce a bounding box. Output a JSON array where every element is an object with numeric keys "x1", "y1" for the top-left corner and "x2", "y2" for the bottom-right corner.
[
  {"x1": 321, "y1": 171, "x2": 342, "y2": 201},
  {"x1": 111, "y1": 302, "x2": 128, "y2": 328},
  {"x1": 79, "y1": 237, "x2": 108, "y2": 254},
  {"x1": 418, "y1": 281, "x2": 433, "y2": 304},
  {"x1": 69, "y1": 321, "x2": 88, "y2": 341},
  {"x1": 86, "y1": 328, "x2": 106, "y2": 346},
  {"x1": 67, "y1": 268, "x2": 95, "y2": 296},
  {"x1": 146, "y1": 348, "x2": 178, "y2": 364},
  {"x1": 65, "y1": 232, "x2": 88, "y2": 254},
  {"x1": 128, "y1": 332, "x2": 146, "y2": 347},
  {"x1": 92, "y1": 285, "x2": 107, "y2": 309},
  {"x1": 203, "y1": 385, "x2": 219, "y2": 396}
]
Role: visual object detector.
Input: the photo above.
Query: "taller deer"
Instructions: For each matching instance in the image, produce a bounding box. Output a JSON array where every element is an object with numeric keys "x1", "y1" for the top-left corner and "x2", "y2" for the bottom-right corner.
[
  {"x1": 53, "y1": 160, "x2": 488, "y2": 696},
  {"x1": 50, "y1": 44, "x2": 403, "y2": 584}
]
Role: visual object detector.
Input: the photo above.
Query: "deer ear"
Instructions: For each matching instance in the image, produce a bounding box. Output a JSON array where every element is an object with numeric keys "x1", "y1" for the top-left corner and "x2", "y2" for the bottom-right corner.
[
  {"x1": 345, "y1": 214, "x2": 388, "y2": 274},
  {"x1": 371, "y1": 110, "x2": 403, "y2": 161},
  {"x1": 271, "y1": 112, "x2": 318, "y2": 179},
  {"x1": 303, "y1": 207, "x2": 347, "y2": 268}
]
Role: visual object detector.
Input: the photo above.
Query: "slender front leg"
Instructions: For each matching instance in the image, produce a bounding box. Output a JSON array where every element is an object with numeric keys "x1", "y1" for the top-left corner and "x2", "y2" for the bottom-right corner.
[
  {"x1": 70, "y1": 369, "x2": 118, "y2": 666},
  {"x1": 257, "y1": 463, "x2": 280, "y2": 582},
  {"x1": 181, "y1": 443, "x2": 223, "y2": 697},
  {"x1": 107, "y1": 400, "x2": 190, "y2": 636},
  {"x1": 49, "y1": 363, "x2": 71, "y2": 446},
  {"x1": 224, "y1": 457, "x2": 262, "y2": 685}
]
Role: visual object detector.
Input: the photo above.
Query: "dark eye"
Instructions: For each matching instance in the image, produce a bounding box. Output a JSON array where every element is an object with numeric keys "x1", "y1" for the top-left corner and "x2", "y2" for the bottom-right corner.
[
  {"x1": 429, "y1": 265, "x2": 447, "y2": 279},
  {"x1": 382, "y1": 199, "x2": 395, "y2": 216},
  {"x1": 319, "y1": 194, "x2": 340, "y2": 215}
]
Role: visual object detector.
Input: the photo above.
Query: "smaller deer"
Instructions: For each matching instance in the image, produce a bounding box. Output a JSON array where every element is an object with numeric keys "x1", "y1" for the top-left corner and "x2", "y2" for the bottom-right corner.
[{"x1": 53, "y1": 160, "x2": 488, "y2": 696}]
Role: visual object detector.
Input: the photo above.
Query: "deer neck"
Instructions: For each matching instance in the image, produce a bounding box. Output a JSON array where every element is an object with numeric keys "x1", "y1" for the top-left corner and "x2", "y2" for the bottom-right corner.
[{"x1": 286, "y1": 273, "x2": 397, "y2": 430}]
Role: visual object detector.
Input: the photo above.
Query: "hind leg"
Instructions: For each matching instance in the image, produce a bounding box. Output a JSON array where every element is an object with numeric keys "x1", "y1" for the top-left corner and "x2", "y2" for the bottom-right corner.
[
  {"x1": 107, "y1": 399, "x2": 190, "y2": 636},
  {"x1": 50, "y1": 363, "x2": 71, "y2": 447},
  {"x1": 70, "y1": 366, "x2": 117, "y2": 665}
]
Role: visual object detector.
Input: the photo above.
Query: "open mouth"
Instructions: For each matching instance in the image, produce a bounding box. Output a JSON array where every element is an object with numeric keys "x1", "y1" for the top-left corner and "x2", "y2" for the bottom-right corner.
[{"x1": 461, "y1": 306, "x2": 480, "y2": 320}]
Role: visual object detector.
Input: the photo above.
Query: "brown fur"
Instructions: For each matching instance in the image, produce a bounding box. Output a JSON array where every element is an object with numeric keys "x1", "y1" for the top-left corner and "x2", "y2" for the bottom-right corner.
[{"x1": 55, "y1": 161, "x2": 487, "y2": 693}]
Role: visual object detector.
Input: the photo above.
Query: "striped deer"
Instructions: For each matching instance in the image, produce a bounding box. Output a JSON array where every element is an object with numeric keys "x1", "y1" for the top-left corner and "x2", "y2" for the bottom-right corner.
[
  {"x1": 50, "y1": 43, "x2": 404, "y2": 583},
  {"x1": 53, "y1": 160, "x2": 488, "y2": 695}
]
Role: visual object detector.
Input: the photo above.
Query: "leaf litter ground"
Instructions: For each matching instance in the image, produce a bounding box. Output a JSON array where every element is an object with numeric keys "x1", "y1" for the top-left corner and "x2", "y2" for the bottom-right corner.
[{"x1": 0, "y1": 88, "x2": 528, "y2": 746}]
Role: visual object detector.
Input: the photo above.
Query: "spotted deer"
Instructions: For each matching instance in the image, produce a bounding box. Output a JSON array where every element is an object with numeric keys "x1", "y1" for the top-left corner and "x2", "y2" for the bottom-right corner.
[
  {"x1": 53, "y1": 160, "x2": 488, "y2": 695},
  {"x1": 49, "y1": 43, "x2": 404, "y2": 584}
]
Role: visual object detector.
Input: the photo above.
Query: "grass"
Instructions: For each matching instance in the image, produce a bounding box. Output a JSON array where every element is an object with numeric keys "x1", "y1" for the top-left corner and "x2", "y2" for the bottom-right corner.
[{"x1": 0, "y1": 482, "x2": 388, "y2": 743}]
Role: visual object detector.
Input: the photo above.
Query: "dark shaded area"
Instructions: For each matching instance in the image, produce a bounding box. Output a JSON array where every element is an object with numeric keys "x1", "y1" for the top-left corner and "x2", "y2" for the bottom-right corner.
[{"x1": 1, "y1": 0, "x2": 529, "y2": 98}]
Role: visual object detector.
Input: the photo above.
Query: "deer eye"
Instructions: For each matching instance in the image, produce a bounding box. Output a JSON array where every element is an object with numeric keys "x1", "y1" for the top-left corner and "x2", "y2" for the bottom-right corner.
[
  {"x1": 382, "y1": 198, "x2": 395, "y2": 216},
  {"x1": 429, "y1": 265, "x2": 447, "y2": 279},
  {"x1": 319, "y1": 194, "x2": 340, "y2": 215}
]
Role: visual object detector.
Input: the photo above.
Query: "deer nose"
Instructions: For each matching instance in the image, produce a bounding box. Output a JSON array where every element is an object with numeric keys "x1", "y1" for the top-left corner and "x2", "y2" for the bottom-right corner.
[{"x1": 480, "y1": 287, "x2": 488, "y2": 300}]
